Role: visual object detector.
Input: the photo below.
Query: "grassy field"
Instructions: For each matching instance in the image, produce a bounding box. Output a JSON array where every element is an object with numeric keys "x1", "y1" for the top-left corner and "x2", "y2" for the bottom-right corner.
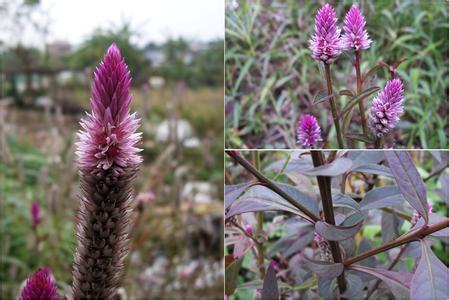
[
  {"x1": 0, "y1": 86, "x2": 224, "y2": 298},
  {"x1": 225, "y1": 0, "x2": 448, "y2": 149}
]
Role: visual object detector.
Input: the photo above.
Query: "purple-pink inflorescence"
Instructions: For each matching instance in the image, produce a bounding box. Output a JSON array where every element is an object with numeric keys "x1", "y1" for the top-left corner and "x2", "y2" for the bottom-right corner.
[
  {"x1": 297, "y1": 114, "x2": 322, "y2": 148},
  {"x1": 76, "y1": 43, "x2": 142, "y2": 174},
  {"x1": 30, "y1": 201, "x2": 42, "y2": 230},
  {"x1": 368, "y1": 78, "x2": 405, "y2": 137},
  {"x1": 72, "y1": 43, "x2": 142, "y2": 298},
  {"x1": 341, "y1": 4, "x2": 372, "y2": 51},
  {"x1": 20, "y1": 267, "x2": 58, "y2": 300},
  {"x1": 309, "y1": 3, "x2": 342, "y2": 63}
]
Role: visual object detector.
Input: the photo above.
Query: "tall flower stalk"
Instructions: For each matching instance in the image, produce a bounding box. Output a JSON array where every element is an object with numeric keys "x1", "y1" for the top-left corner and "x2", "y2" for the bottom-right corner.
[
  {"x1": 342, "y1": 4, "x2": 372, "y2": 135},
  {"x1": 72, "y1": 43, "x2": 142, "y2": 298},
  {"x1": 309, "y1": 3, "x2": 344, "y2": 148}
]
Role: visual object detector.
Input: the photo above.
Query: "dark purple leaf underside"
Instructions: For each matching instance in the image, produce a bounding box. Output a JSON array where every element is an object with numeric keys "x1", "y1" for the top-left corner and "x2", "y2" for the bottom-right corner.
[
  {"x1": 303, "y1": 257, "x2": 343, "y2": 278},
  {"x1": 297, "y1": 157, "x2": 353, "y2": 177},
  {"x1": 349, "y1": 265, "x2": 413, "y2": 300},
  {"x1": 225, "y1": 182, "x2": 253, "y2": 209},
  {"x1": 385, "y1": 151, "x2": 429, "y2": 222},
  {"x1": 262, "y1": 262, "x2": 279, "y2": 300},
  {"x1": 410, "y1": 240, "x2": 449, "y2": 300},
  {"x1": 315, "y1": 220, "x2": 363, "y2": 241},
  {"x1": 359, "y1": 186, "x2": 403, "y2": 210}
]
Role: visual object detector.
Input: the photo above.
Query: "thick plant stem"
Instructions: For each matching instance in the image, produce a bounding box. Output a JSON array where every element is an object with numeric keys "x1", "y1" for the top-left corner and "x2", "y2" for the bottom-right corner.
[
  {"x1": 253, "y1": 152, "x2": 265, "y2": 279},
  {"x1": 324, "y1": 63, "x2": 344, "y2": 148},
  {"x1": 226, "y1": 151, "x2": 320, "y2": 223},
  {"x1": 355, "y1": 51, "x2": 368, "y2": 135},
  {"x1": 344, "y1": 219, "x2": 449, "y2": 266},
  {"x1": 310, "y1": 151, "x2": 347, "y2": 296}
]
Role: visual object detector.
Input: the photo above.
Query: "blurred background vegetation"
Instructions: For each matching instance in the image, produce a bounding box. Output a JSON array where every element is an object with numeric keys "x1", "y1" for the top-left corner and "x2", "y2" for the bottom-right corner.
[
  {"x1": 0, "y1": 0, "x2": 223, "y2": 298},
  {"x1": 225, "y1": 0, "x2": 448, "y2": 149}
]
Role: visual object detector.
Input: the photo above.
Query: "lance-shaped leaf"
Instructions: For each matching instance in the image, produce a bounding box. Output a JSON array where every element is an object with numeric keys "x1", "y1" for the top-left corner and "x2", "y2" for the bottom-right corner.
[
  {"x1": 332, "y1": 194, "x2": 360, "y2": 211},
  {"x1": 385, "y1": 151, "x2": 429, "y2": 223},
  {"x1": 381, "y1": 210, "x2": 404, "y2": 243},
  {"x1": 341, "y1": 86, "x2": 381, "y2": 116},
  {"x1": 269, "y1": 229, "x2": 315, "y2": 258},
  {"x1": 225, "y1": 256, "x2": 243, "y2": 296},
  {"x1": 349, "y1": 265, "x2": 413, "y2": 300},
  {"x1": 226, "y1": 185, "x2": 315, "y2": 223},
  {"x1": 359, "y1": 186, "x2": 403, "y2": 210},
  {"x1": 225, "y1": 182, "x2": 253, "y2": 209},
  {"x1": 262, "y1": 262, "x2": 279, "y2": 300},
  {"x1": 297, "y1": 157, "x2": 353, "y2": 177},
  {"x1": 352, "y1": 164, "x2": 393, "y2": 177},
  {"x1": 348, "y1": 151, "x2": 385, "y2": 169},
  {"x1": 410, "y1": 240, "x2": 449, "y2": 300},
  {"x1": 303, "y1": 257, "x2": 343, "y2": 278},
  {"x1": 315, "y1": 220, "x2": 363, "y2": 241}
]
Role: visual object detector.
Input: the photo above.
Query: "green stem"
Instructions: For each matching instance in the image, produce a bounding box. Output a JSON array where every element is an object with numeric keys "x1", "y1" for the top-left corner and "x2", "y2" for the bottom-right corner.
[
  {"x1": 355, "y1": 51, "x2": 368, "y2": 136},
  {"x1": 324, "y1": 63, "x2": 344, "y2": 148},
  {"x1": 310, "y1": 151, "x2": 347, "y2": 296},
  {"x1": 253, "y1": 151, "x2": 265, "y2": 279}
]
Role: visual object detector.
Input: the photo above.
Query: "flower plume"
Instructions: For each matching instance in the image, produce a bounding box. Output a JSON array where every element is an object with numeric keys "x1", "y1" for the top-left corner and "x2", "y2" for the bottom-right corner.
[
  {"x1": 76, "y1": 43, "x2": 142, "y2": 173},
  {"x1": 20, "y1": 267, "x2": 58, "y2": 300},
  {"x1": 297, "y1": 114, "x2": 322, "y2": 148},
  {"x1": 368, "y1": 78, "x2": 405, "y2": 137},
  {"x1": 72, "y1": 43, "x2": 142, "y2": 298},
  {"x1": 342, "y1": 4, "x2": 372, "y2": 51},
  {"x1": 309, "y1": 3, "x2": 342, "y2": 63},
  {"x1": 30, "y1": 201, "x2": 42, "y2": 230}
]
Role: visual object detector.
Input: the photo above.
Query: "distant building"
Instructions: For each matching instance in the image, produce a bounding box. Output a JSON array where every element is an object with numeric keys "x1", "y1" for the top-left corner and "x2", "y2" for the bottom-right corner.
[
  {"x1": 142, "y1": 43, "x2": 164, "y2": 67},
  {"x1": 47, "y1": 41, "x2": 72, "y2": 58}
]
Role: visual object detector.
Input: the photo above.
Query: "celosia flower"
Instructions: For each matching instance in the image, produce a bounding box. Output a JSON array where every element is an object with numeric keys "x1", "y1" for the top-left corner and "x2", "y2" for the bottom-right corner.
[
  {"x1": 30, "y1": 201, "x2": 42, "y2": 230},
  {"x1": 314, "y1": 232, "x2": 332, "y2": 262},
  {"x1": 309, "y1": 3, "x2": 342, "y2": 63},
  {"x1": 341, "y1": 4, "x2": 372, "y2": 51},
  {"x1": 20, "y1": 267, "x2": 58, "y2": 300},
  {"x1": 368, "y1": 78, "x2": 404, "y2": 137},
  {"x1": 297, "y1": 114, "x2": 322, "y2": 148},
  {"x1": 72, "y1": 43, "x2": 142, "y2": 298},
  {"x1": 245, "y1": 224, "x2": 253, "y2": 235}
]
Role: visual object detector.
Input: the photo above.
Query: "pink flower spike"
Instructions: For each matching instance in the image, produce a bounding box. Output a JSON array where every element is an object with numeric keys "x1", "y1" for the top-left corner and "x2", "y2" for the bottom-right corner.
[
  {"x1": 297, "y1": 114, "x2": 322, "y2": 148},
  {"x1": 368, "y1": 78, "x2": 405, "y2": 137},
  {"x1": 20, "y1": 267, "x2": 58, "y2": 300},
  {"x1": 30, "y1": 201, "x2": 42, "y2": 229},
  {"x1": 309, "y1": 3, "x2": 342, "y2": 63},
  {"x1": 342, "y1": 4, "x2": 372, "y2": 51},
  {"x1": 76, "y1": 43, "x2": 142, "y2": 174}
]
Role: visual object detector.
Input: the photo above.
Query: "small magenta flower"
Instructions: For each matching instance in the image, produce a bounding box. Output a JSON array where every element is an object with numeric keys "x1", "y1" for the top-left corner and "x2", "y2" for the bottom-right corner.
[
  {"x1": 297, "y1": 114, "x2": 322, "y2": 148},
  {"x1": 245, "y1": 224, "x2": 253, "y2": 235},
  {"x1": 72, "y1": 43, "x2": 142, "y2": 298},
  {"x1": 30, "y1": 201, "x2": 42, "y2": 230},
  {"x1": 368, "y1": 78, "x2": 405, "y2": 137},
  {"x1": 20, "y1": 267, "x2": 58, "y2": 300},
  {"x1": 309, "y1": 3, "x2": 342, "y2": 63},
  {"x1": 341, "y1": 4, "x2": 372, "y2": 51}
]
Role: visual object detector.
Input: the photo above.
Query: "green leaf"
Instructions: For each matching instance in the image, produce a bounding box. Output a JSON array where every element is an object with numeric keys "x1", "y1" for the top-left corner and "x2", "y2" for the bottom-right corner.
[{"x1": 341, "y1": 86, "x2": 381, "y2": 117}]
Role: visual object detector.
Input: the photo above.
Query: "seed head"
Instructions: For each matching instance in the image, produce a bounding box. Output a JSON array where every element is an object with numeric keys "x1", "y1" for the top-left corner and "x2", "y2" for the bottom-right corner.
[
  {"x1": 309, "y1": 3, "x2": 342, "y2": 63},
  {"x1": 368, "y1": 78, "x2": 405, "y2": 137},
  {"x1": 341, "y1": 4, "x2": 372, "y2": 51}
]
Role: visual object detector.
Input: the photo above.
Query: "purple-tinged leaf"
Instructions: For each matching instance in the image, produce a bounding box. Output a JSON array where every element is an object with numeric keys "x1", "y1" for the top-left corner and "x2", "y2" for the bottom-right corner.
[
  {"x1": 315, "y1": 220, "x2": 363, "y2": 241},
  {"x1": 352, "y1": 163, "x2": 393, "y2": 177},
  {"x1": 415, "y1": 213, "x2": 449, "y2": 238},
  {"x1": 303, "y1": 257, "x2": 343, "y2": 278},
  {"x1": 264, "y1": 153, "x2": 313, "y2": 173},
  {"x1": 268, "y1": 225, "x2": 314, "y2": 258},
  {"x1": 436, "y1": 174, "x2": 449, "y2": 205},
  {"x1": 284, "y1": 231, "x2": 315, "y2": 258},
  {"x1": 317, "y1": 277, "x2": 336, "y2": 299},
  {"x1": 262, "y1": 262, "x2": 279, "y2": 300},
  {"x1": 349, "y1": 265, "x2": 413, "y2": 300},
  {"x1": 341, "y1": 272, "x2": 364, "y2": 298},
  {"x1": 226, "y1": 185, "x2": 315, "y2": 223},
  {"x1": 297, "y1": 157, "x2": 353, "y2": 177},
  {"x1": 359, "y1": 186, "x2": 403, "y2": 210},
  {"x1": 225, "y1": 182, "x2": 254, "y2": 209},
  {"x1": 381, "y1": 210, "x2": 404, "y2": 243},
  {"x1": 410, "y1": 240, "x2": 449, "y2": 300},
  {"x1": 385, "y1": 151, "x2": 429, "y2": 223},
  {"x1": 332, "y1": 194, "x2": 360, "y2": 211},
  {"x1": 348, "y1": 151, "x2": 385, "y2": 169},
  {"x1": 357, "y1": 239, "x2": 376, "y2": 267},
  {"x1": 276, "y1": 182, "x2": 319, "y2": 215}
]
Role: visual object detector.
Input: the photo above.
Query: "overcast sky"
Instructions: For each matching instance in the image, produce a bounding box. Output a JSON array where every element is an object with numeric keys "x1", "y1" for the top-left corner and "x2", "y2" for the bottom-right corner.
[{"x1": 1, "y1": 0, "x2": 224, "y2": 47}]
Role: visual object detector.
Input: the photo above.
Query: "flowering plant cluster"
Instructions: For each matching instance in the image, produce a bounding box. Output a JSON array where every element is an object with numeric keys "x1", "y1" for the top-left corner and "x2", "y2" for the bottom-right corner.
[
  {"x1": 225, "y1": 150, "x2": 448, "y2": 299},
  {"x1": 298, "y1": 3, "x2": 406, "y2": 149}
]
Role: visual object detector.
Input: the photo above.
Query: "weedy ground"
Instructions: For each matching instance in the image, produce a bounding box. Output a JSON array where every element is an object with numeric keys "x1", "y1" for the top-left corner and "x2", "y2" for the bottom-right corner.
[
  {"x1": 0, "y1": 86, "x2": 224, "y2": 298},
  {"x1": 225, "y1": 0, "x2": 448, "y2": 149}
]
